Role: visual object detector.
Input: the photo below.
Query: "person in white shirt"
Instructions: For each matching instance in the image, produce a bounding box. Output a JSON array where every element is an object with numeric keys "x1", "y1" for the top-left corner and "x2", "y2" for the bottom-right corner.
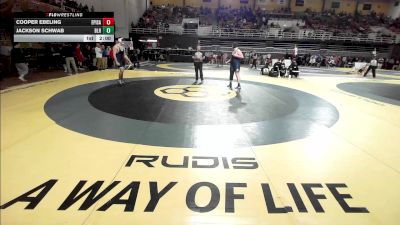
[
  {"x1": 95, "y1": 43, "x2": 102, "y2": 70},
  {"x1": 192, "y1": 46, "x2": 205, "y2": 84},
  {"x1": 364, "y1": 57, "x2": 378, "y2": 78}
]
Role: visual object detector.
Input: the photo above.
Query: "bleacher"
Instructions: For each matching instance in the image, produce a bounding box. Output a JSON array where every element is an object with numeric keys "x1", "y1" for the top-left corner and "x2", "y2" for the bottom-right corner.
[
  {"x1": 195, "y1": 39, "x2": 390, "y2": 58},
  {"x1": 132, "y1": 26, "x2": 398, "y2": 44},
  {"x1": 132, "y1": 4, "x2": 400, "y2": 49}
]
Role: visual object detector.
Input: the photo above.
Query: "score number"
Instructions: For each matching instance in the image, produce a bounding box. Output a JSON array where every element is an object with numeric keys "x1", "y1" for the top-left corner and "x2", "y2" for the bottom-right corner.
[
  {"x1": 103, "y1": 26, "x2": 114, "y2": 34},
  {"x1": 102, "y1": 18, "x2": 114, "y2": 26},
  {"x1": 102, "y1": 18, "x2": 114, "y2": 35}
]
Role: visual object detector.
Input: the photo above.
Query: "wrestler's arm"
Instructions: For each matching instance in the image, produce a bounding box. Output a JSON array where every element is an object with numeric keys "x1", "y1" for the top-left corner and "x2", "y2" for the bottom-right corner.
[
  {"x1": 226, "y1": 55, "x2": 231, "y2": 64},
  {"x1": 124, "y1": 51, "x2": 132, "y2": 64},
  {"x1": 113, "y1": 45, "x2": 119, "y2": 66}
]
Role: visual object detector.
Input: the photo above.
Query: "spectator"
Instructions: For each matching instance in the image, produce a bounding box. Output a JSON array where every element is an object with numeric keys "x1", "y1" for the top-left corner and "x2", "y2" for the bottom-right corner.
[
  {"x1": 378, "y1": 57, "x2": 384, "y2": 69},
  {"x1": 251, "y1": 52, "x2": 258, "y2": 69},
  {"x1": 95, "y1": 43, "x2": 102, "y2": 70},
  {"x1": 61, "y1": 43, "x2": 78, "y2": 75},
  {"x1": 393, "y1": 59, "x2": 400, "y2": 70},
  {"x1": 388, "y1": 58, "x2": 394, "y2": 70},
  {"x1": 133, "y1": 48, "x2": 140, "y2": 68},
  {"x1": 107, "y1": 46, "x2": 113, "y2": 68},
  {"x1": 11, "y1": 43, "x2": 29, "y2": 82},
  {"x1": 91, "y1": 45, "x2": 96, "y2": 67},
  {"x1": 101, "y1": 44, "x2": 108, "y2": 70},
  {"x1": 82, "y1": 44, "x2": 91, "y2": 68},
  {"x1": 75, "y1": 43, "x2": 84, "y2": 69}
]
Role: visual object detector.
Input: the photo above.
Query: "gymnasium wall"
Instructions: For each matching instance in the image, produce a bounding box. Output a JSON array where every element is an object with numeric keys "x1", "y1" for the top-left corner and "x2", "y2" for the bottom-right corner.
[
  {"x1": 219, "y1": 0, "x2": 255, "y2": 8},
  {"x1": 324, "y1": 0, "x2": 357, "y2": 14},
  {"x1": 161, "y1": 34, "x2": 198, "y2": 48},
  {"x1": 290, "y1": 0, "x2": 322, "y2": 12},
  {"x1": 356, "y1": 0, "x2": 392, "y2": 15},
  {"x1": 256, "y1": 0, "x2": 290, "y2": 11},
  {"x1": 151, "y1": 0, "x2": 396, "y2": 17},
  {"x1": 185, "y1": 0, "x2": 218, "y2": 8},
  {"x1": 151, "y1": 0, "x2": 183, "y2": 6},
  {"x1": 152, "y1": 0, "x2": 255, "y2": 9},
  {"x1": 73, "y1": 0, "x2": 149, "y2": 38}
]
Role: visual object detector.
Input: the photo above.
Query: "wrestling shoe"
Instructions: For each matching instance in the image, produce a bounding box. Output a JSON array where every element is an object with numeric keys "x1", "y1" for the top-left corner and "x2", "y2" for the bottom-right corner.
[
  {"x1": 19, "y1": 75, "x2": 27, "y2": 82},
  {"x1": 118, "y1": 79, "x2": 125, "y2": 86},
  {"x1": 125, "y1": 64, "x2": 134, "y2": 70}
]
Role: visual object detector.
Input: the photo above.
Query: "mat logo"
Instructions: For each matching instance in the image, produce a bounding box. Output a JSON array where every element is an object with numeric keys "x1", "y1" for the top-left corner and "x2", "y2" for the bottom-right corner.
[
  {"x1": 0, "y1": 180, "x2": 369, "y2": 214},
  {"x1": 125, "y1": 155, "x2": 258, "y2": 169},
  {"x1": 154, "y1": 85, "x2": 236, "y2": 102},
  {"x1": 160, "y1": 86, "x2": 209, "y2": 98}
]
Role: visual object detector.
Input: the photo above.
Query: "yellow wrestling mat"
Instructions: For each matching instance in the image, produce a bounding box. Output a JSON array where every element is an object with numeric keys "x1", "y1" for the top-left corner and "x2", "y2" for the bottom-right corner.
[{"x1": 1, "y1": 67, "x2": 400, "y2": 225}]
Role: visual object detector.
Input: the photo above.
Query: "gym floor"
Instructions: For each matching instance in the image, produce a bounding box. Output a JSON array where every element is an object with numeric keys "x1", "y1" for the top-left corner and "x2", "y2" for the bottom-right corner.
[{"x1": 1, "y1": 63, "x2": 400, "y2": 225}]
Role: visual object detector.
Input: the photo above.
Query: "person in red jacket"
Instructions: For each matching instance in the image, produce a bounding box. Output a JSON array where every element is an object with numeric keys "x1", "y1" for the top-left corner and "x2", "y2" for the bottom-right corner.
[
  {"x1": 75, "y1": 43, "x2": 84, "y2": 69},
  {"x1": 109, "y1": 40, "x2": 116, "y2": 67}
]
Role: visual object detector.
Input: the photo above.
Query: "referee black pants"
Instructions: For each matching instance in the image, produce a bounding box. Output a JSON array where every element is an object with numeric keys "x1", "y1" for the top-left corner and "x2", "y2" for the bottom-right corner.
[
  {"x1": 364, "y1": 66, "x2": 377, "y2": 78},
  {"x1": 194, "y1": 62, "x2": 203, "y2": 80},
  {"x1": 251, "y1": 59, "x2": 257, "y2": 68}
]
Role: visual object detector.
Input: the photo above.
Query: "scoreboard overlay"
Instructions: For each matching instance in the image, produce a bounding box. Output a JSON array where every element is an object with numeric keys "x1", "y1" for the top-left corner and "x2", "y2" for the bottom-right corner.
[{"x1": 13, "y1": 12, "x2": 114, "y2": 42}]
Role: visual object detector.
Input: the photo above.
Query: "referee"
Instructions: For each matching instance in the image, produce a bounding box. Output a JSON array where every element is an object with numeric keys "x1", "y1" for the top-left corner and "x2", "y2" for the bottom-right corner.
[
  {"x1": 364, "y1": 57, "x2": 378, "y2": 78},
  {"x1": 192, "y1": 46, "x2": 205, "y2": 84}
]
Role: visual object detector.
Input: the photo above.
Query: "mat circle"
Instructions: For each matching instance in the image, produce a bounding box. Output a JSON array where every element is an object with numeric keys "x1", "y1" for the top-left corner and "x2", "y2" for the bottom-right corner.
[
  {"x1": 87, "y1": 79, "x2": 298, "y2": 125},
  {"x1": 337, "y1": 82, "x2": 400, "y2": 106},
  {"x1": 44, "y1": 77, "x2": 339, "y2": 148}
]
